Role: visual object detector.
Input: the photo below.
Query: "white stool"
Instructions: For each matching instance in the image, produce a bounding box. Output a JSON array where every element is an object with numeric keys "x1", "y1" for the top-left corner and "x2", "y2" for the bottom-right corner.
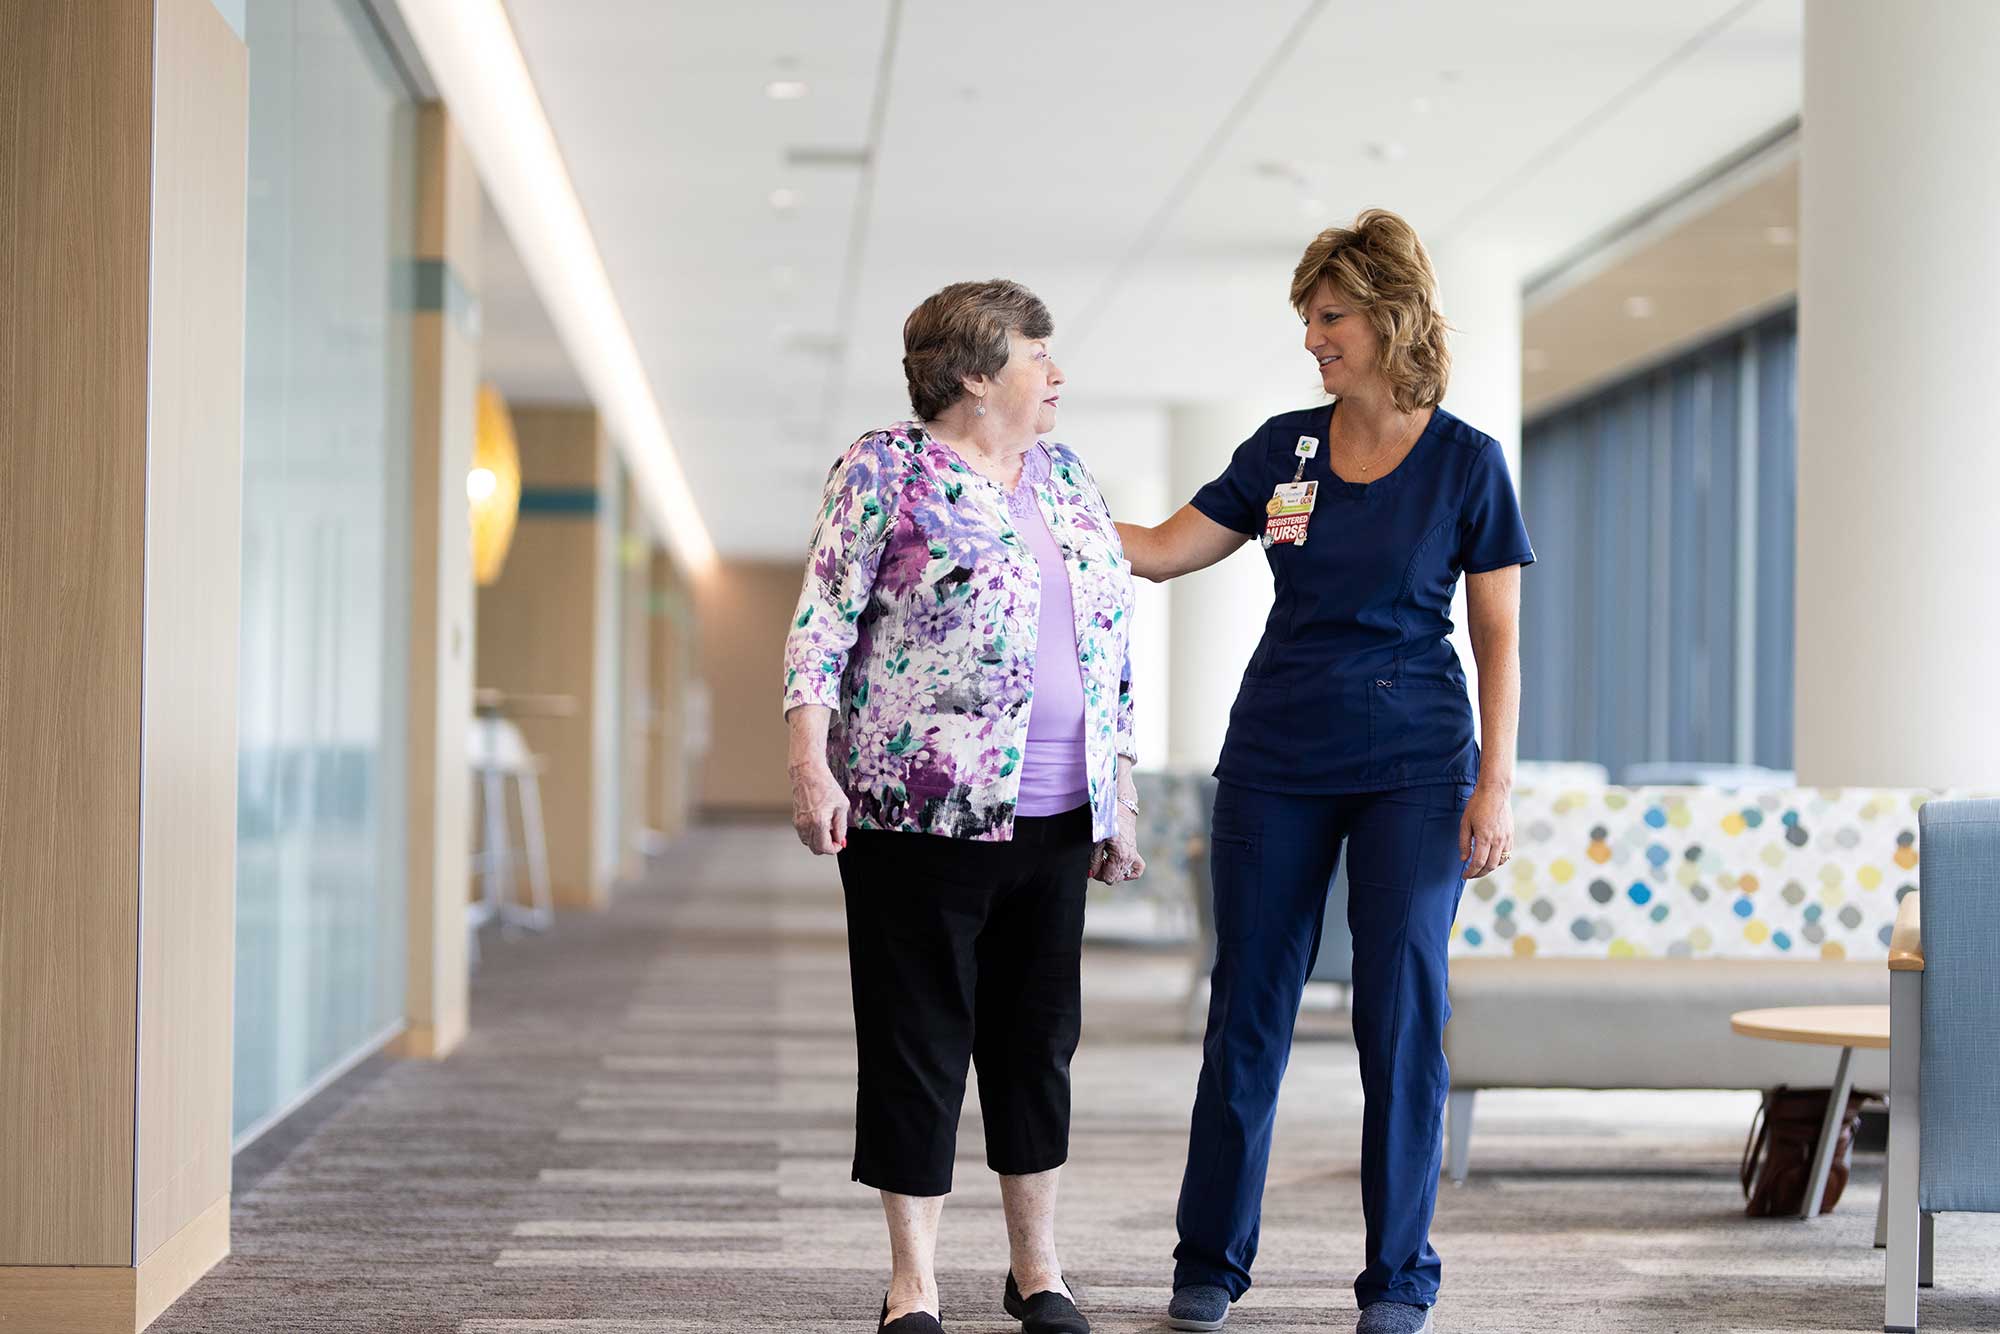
[{"x1": 467, "y1": 714, "x2": 553, "y2": 961}]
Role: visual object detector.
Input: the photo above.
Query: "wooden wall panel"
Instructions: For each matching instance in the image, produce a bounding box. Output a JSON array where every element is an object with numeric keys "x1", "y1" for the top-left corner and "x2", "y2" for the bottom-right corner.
[
  {"x1": 646, "y1": 551, "x2": 693, "y2": 840},
  {"x1": 476, "y1": 407, "x2": 611, "y2": 907},
  {"x1": 134, "y1": 0, "x2": 247, "y2": 1262},
  {"x1": 695, "y1": 562, "x2": 799, "y2": 813},
  {"x1": 0, "y1": 0, "x2": 154, "y2": 1267},
  {"x1": 618, "y1": 483, "x2": 650, "y2": 879},
  {"x1": 397, "y1": 104, "x2": 478, "y2": 1061}
]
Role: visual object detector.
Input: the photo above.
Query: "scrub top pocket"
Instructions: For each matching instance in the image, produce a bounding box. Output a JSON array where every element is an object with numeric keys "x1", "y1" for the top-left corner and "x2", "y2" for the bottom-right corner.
[{"x1": 1367, "y1": 676, "x2": 1474, "y2": 785}]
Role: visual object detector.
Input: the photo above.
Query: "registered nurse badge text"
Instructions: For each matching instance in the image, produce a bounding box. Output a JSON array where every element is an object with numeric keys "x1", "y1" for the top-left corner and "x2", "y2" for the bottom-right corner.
[{"x1": 1262, "y1": 480, "x2": 1318, "y2": 547}]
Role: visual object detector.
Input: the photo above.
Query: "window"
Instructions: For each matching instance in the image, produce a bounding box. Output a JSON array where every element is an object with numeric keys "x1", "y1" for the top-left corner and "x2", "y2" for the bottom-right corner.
[{"x1": 1519, "y1": 309, "x2": 1796, "y2": 780}]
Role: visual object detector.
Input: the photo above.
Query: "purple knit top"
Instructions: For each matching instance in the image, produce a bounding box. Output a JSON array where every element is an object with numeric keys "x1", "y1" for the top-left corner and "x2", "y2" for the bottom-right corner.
[{"x1": 1010, "y1": 445, "x2": 1090, "y2": 816}]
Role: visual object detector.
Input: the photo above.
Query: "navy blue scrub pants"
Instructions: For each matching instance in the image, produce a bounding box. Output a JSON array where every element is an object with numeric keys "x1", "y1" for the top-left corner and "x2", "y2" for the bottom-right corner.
[{"x1": 1174, "y1": 780, "x2": 1473, "y2": 1310}]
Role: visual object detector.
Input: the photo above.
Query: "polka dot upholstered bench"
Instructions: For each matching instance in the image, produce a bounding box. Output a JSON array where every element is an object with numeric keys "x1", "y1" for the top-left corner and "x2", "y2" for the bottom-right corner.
[{"x1": 1443, "y1": 787, "x2": 1935, "y2": 1183}]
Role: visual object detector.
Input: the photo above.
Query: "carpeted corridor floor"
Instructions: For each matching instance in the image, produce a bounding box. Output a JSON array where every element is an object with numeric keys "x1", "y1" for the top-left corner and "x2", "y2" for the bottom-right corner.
[{"x1": 151, "y1": 824, "x2": 2000, "y2": 1333}]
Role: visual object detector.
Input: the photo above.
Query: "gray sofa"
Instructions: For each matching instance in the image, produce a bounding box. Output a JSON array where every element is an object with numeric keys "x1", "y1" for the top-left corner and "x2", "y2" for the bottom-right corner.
[
  {"x1": 1155, "y1": 774, "x2": 1923, "y2": 1179},
  {"x1": 1444, "y1": 957, "x2": 1888, "y2": 1182},
  {"x1": 1442, "y1": 784, "x2": 1921, "y2": 1180}
]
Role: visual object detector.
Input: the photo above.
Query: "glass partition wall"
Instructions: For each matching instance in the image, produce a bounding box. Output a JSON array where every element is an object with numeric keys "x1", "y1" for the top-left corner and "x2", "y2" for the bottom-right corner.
[{"x1": 234, "y1": 0, "x2": 417, "y2": 1143}]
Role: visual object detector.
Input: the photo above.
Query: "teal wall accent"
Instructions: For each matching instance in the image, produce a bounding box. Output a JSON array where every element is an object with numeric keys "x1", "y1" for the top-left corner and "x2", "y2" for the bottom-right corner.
[
  {"x1": 519, "y1": 487, "x2": 602, "y2": 517},
  {"x1": 410, "y1": 258, "x2": 482, "y2": 338}
]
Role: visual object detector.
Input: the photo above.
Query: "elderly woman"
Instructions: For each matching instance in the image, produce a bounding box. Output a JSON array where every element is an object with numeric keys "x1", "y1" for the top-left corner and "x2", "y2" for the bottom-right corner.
[
  {"x1": 1117, "y1": 212, "x2": 1533, "y2": 1334},
  {"x1": 783, "y1": 279, "x2": 1142, "y2": 1334}
]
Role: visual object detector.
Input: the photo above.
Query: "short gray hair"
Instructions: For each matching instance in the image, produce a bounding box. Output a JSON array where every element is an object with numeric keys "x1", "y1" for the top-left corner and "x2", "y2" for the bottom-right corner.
[{"x1": 901, "y1": 279, "x2": 1053, "y2": 420}]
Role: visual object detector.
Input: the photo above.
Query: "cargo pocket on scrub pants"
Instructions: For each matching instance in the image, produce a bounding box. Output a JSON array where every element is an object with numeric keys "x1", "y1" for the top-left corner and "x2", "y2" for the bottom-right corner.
[{"x1": 1208, "y1": 832, "x2": 1262, "y2": 945}]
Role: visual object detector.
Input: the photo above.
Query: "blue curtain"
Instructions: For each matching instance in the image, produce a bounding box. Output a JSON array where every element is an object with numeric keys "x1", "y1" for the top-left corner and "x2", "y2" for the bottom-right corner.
[{"x1": 1520, "y1": 309, "x2": 1796, "y2": 779}]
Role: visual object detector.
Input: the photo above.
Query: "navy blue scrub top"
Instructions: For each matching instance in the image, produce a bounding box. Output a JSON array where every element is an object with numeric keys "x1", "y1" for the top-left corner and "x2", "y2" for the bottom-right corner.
[{"x1": 1190, "y1": 403, "x2": 1534, "y2": 795}]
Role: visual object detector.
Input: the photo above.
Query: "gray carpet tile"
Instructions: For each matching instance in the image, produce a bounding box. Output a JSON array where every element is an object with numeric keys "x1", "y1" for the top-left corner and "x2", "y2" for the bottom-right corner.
[{"x1": 150, "y1": 825, "x2": 2000, "y2": 1332}]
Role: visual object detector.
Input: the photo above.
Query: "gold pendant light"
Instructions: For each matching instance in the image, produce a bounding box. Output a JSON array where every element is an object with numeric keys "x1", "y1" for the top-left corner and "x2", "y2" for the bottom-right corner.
[{"x1": 468, "y1": 382, "x2": 522, "y2": 585}]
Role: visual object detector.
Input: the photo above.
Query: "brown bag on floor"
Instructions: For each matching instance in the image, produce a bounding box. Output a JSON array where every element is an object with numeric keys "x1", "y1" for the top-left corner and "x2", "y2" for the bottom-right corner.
[{"x1": 1740, "y1": 1084, "x2": 1869, "y2": 1217}]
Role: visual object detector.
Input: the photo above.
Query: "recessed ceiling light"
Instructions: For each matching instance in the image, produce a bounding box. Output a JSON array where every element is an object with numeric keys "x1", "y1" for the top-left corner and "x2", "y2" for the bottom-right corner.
[
  {"x1": 769, "y1": 187, "x2": 799, "y2": 211},
  {"x1": 765, "y1": 80, "x2": 809, "y2": 101},
  {"x1": 1623, "y1": 295, "x2": 1655, "y2": 319},
  {"x1": 1765, "y1": 225, "x2": 1796, "y2": 245}
]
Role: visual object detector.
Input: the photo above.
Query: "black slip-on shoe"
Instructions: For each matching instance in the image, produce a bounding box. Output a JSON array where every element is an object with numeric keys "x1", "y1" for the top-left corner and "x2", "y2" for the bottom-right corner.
[
  {"x1": 1003, "y1": 1272, "x2": 1089, "y2": 1334},
  {"x1": 879, "y1": 1295, "x2": 944, "y2": 1332}
]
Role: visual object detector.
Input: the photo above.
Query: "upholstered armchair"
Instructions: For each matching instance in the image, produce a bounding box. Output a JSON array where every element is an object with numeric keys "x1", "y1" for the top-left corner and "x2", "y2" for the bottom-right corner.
[{"x1": 1884, "y1": 798, "x2": 2000, "y2": 1332}]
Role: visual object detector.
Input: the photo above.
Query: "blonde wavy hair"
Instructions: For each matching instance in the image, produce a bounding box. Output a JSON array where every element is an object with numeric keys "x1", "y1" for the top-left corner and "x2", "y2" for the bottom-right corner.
[{"x1": 1289, "y1": 209, "x2": 1451, "y2": 413}]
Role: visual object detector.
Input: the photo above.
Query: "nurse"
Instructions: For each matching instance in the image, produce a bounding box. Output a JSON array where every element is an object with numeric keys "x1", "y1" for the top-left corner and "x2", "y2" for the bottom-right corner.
[{"x1": 1117, "y1": 209, "x2": 1533, "y2": 1334}]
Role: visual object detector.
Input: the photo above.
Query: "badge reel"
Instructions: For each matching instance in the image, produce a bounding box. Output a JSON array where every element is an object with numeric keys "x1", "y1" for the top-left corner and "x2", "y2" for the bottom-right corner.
[{"x1": 1261, "y1": 435, "x2": 1320, "y2": 549}]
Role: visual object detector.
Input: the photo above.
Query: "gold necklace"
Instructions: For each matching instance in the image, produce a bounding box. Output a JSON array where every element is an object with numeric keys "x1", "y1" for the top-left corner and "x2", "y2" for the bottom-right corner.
[{"x1": 1334, "y1": 409, "x2": 1422, "y2": 477}]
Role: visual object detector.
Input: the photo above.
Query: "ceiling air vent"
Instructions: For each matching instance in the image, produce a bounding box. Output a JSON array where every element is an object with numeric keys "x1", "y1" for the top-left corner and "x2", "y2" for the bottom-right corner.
[
  {"x1": 784, "y1": 333, "x2": 845, "y2": 359},
  {"x1": 784, "y1": 146, "x2": 872, "y2": 169}
]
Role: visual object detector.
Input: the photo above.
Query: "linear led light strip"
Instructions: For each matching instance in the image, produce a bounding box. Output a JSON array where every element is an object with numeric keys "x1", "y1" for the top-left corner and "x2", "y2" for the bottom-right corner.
[{"x1": 396, "y1": 0, "x2": 717, "y2": 575}]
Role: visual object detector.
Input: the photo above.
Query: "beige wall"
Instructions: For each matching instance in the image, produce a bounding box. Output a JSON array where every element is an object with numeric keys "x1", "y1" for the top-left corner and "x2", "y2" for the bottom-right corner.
[
  {"x1": 695, "y1": 561, "x2": 800, "y2": 813},
  {"x1": 475, "y1": 405, "x2": 619, "y2": 908},
  {"x1": 2, "y1": 0, "x2": 242, "y2": 1324},
  {"x1": 617, "y1": 477, "x2": 652, "y2": 878},
  {"x1": 647, "y1": 551, "x2": 697, "y2": 838},
  {"x1": 1523, "y1": 152, "x2": 1798, "y2": 418}
]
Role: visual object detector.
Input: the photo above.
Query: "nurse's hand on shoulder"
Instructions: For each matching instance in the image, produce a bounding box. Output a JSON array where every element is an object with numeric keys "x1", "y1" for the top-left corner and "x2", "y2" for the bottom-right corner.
[{"x1": 1459, "y1": 782, "x2": 1514, "y2": 879}]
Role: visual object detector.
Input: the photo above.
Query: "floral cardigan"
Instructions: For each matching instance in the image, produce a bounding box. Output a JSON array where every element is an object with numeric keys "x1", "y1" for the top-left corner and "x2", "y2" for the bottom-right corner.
[{"x1": 782, "y1": 422, "x2": 1137, "y2": 842}]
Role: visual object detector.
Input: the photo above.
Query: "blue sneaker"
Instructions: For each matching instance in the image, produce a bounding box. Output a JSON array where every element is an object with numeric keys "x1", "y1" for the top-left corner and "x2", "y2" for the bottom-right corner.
[
  {"x1": 1167, "y1": 1284, "x2": 1231, "y2": 1330},
  {"x1": 1356, "y1": 1301, "x2": 1433, "y2": 1334}
]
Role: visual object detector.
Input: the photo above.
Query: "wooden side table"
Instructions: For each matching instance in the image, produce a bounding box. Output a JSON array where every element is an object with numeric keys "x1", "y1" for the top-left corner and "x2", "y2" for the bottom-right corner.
[{"x1": 1730, "y1": 1005, "x2": 1890, "y2": 1220}]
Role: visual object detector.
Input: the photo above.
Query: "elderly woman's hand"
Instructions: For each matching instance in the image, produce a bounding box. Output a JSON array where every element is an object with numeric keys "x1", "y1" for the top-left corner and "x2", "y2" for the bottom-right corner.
[
  {"x1": 785, "y1": 704, "x2": 849, "y2": 855},
  {"x1": 789, "y1": 758, "x2": 849, "y2": 855},
  {"x1": 1090, "y1": 801, "x2": 1146, "y2": 884}
]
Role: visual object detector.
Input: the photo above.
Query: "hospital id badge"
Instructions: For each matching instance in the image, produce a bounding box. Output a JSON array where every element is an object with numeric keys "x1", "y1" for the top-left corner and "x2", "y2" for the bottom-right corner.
[{"x1": 1261, "y1": 480, "x2": 1317, "y2": 547}]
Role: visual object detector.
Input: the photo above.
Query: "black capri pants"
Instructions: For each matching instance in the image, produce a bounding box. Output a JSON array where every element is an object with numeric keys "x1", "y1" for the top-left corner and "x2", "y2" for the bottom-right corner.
[{"x1": 836, "y1": 804, "x2": 1094, "y2": 1197}]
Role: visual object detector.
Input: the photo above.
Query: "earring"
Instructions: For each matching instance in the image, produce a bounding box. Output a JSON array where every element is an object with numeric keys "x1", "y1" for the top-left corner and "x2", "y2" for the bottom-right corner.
[{"x1": 974, "y1": 401, "x2": 986, "y2": 417}]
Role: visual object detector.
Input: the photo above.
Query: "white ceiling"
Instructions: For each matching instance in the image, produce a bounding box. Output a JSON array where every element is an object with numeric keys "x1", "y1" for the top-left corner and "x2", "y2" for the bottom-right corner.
[
  {"x1": 478, "y1": 193, "x2": 588, "y2": 403},
  {"x1": 485, "y1": 0, "x2": 1802, "y2": 557}
]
